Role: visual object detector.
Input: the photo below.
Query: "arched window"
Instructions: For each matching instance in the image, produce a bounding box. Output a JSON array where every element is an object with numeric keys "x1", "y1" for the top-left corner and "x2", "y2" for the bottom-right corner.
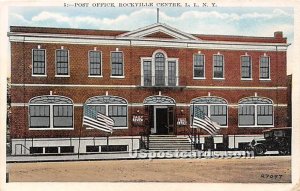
[
  {"x1": 141, "y1": 50, "x2": 178, "y2": 87},
  {"x1": 29, "y1": 95, "x2": 73, "y2": 129},
  {"x1": 85, "y1": 95, "x2": 128, "y2": 128},
  {"x1": 190, "y1": 96, "x2": 228, "y2": 126},
  {"x1": 155, "y1": 53, "x2": 165, "y2": 86},
  {"x1": 238, "y1": 96, "x2": 273, "y2": 127}
]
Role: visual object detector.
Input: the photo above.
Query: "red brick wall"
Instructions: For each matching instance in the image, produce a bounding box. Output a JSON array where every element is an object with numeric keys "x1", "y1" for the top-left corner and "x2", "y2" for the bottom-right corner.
[{"x1": 10, "y1": 41, "x2": 288, "y2": 139}]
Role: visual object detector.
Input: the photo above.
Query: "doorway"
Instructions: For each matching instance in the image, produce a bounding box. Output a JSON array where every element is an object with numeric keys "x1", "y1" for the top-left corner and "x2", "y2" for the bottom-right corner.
[{"x1": 152, "y1": 106, "x2": 174, "y2": 135}]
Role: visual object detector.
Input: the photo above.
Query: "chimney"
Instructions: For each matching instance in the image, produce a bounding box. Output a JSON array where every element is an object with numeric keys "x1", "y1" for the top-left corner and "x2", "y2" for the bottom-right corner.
[{"x1": 274, "y1": 31, "x2": 283, "y2": 38}]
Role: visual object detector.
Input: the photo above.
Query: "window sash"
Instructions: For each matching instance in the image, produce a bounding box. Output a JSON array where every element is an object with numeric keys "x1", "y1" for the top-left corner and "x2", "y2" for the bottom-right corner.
[
  {"x1": 108, "y1": 105, "x2": 127, "y2": 127},
  {"x1": 56, "y1": 50, "x2": 69, "y2": 75},
  {"x1": 32, "y1": 50, "x2": 46, "y2": 75},
  {"x1": 155, "y1": 53, "x2": 165, "y2": 86},
  {"x1": 168, "y1": 61, "x2": 176, "y2": 86},
  {"x1": 260, "y1": 57, "x2": 270, "y2": 79},
  {"x1": 111, "y1": 52, "x2": 124, "y2": 76},
  {"x1": 29, "y1": 105, "x2": 50, "y2": 128},
  {"x1": 89, "y1": 51, "x2": 101, "y2": 76},
  {"x1": 53, "y1": 105, "x2": 73, "y2": 128},
  {"x1": 194, "y1": 54, "x2": 205, "y2": 78},
  {"x1": 241, "y1": 56, "x2": 251, "y2": 78},
  {"x1": 143, "y1": 61, "x2": 152, "y2": 86},
  {"x1": 213, "y1": 55, "x2": 224, "y2": 78}
]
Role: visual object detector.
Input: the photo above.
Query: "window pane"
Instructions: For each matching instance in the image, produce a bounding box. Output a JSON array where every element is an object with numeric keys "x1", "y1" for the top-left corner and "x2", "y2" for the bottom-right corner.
[
  {"x1": 194, "y1": 54, "x2": 204, "y2": 78},
  {"x1": 89, "y1": 51, "x2": 101, "y2": 76},
  {"x1": 241, "y1": 56, "x2": 251, "y2": 78},
  {"x1": 260, "y1": 57, "x2": 270, "y2": 79},
  {"x1": 257, "y1": 105, "x2": 273, "y2": 125},
  {"x1": 108, "y1": 105, "x2": 127, "y2": 127},
  {"x1": 56, "y1": 50, "x2": 69, "y2": 75},
  {"x1": 168, "y1": 61, "x2": 176, "y2": 86},
  {"x1": 32, "y1": 50, "x2": 46, "y2": 75},
  {"x1": 29, "y1": 105, "x2": 50, "y2": 128},
  {"x1": 238, "y1": 105, "x2": 255, "y2": 125},
  {"x1": 111, "y1": 52, "x2": 124, "y2": 76},
  {"x1": 210, "y1": 105, "x2": 227, "y2": 126},
  {"x1": 213, "y1": 55, "x2": 224, "y2": 78},
  {"x1": 143, "y1": 61, "x2": 152, "y2": 86},
  {"x1": 53, "y1": 105, "x2": 73, "y2": 128},
  {"x1": 155, "y1": 53, "x2": 165, "y2": 86}
]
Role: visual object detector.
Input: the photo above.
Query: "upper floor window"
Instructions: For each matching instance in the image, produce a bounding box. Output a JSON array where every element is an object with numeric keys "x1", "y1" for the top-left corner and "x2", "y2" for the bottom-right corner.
[
  {"x1": 260, "y1": 56, "x2": 270, "y2": 79},
  {"x1": 56, "y1": 49, "x2": 69, "y2": 76},
  {"x1": 89, "y1": 51, "x2": 102, "y2": 76},
  {"x1": 155, "y1": 53, "x2": 166, "y2": 86},
  {"x1": 29, "y1": 95, "x2": 73, "y2": 129},
  {"x1": 85, "y1": 95, "x2": 128, "y2": 128},
  {"x1": 193, "y1": 54, "x2": 205, "y2": 79},
  {"x1": 213, "y1": 54, "x2": 224, "y2": 79},
  {"x1": 111, "y1": 52, "x2": 124, "y2": 77},
  {"x1": 190, "y1": 96, "x2": 228, "y2": 127},
  {"x1": 241, "y1": 56, "x2": 252, "y2": 79},
  {"x1": 238, "y1": 96, "x2": 273, "y2": 127},
  {"x1": 141, "y1": 50, "x2": 178, "y2": 87},
  {"x1": 32, "y1": 49, "x2": 46, "y2": 76}
]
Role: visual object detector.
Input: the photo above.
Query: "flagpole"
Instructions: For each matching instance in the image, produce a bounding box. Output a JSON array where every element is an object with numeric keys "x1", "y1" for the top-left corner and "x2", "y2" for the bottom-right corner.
[
  {"x1": 192, "y1": 103, "x2": 196, "y2": 150},
  {"x1": 78, "y1": 105, "x2": 84, "y2": 159}
]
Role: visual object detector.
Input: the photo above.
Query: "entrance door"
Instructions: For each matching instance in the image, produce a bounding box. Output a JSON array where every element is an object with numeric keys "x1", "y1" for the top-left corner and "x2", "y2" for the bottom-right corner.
[{"x1": 154, "y1": 107, "x2": 168, "y2": 134}]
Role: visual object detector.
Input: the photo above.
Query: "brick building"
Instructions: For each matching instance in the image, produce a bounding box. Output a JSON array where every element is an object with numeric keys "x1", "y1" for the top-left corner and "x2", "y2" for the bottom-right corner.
[{"x1": 8, "y1": 23, "x2": 289, "y2": 155}]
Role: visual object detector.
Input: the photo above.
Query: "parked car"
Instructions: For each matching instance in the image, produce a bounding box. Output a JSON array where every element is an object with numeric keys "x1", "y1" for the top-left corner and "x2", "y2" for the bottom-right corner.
[{"x1": 246, "y1": 127, "x2": 291, "y2": 155}]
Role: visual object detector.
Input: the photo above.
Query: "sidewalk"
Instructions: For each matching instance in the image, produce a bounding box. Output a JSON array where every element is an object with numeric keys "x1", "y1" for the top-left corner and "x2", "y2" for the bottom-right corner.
[{"x1": 6, "y1": 150, "x2": 279, "y2": 163}]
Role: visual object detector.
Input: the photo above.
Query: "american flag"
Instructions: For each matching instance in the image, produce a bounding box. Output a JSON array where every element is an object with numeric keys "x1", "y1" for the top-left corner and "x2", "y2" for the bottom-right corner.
[
  {"x1": 192, "y1": 106, "x2": 221, "y2": 135},
  {"x1": 82, "y1": 104, "x2": 114, "y2": 133}
]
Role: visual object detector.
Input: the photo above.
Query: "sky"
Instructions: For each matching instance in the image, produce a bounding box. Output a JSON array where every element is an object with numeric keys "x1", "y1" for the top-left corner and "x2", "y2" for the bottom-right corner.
[{"x1": 7, "y1": 6, "x2": 294, "y2": 74}]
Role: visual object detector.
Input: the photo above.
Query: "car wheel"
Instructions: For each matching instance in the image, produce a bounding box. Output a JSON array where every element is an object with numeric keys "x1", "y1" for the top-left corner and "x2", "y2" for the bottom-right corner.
[{"x1": 254, "y1": 145, "x2": 266, "y2": 156}]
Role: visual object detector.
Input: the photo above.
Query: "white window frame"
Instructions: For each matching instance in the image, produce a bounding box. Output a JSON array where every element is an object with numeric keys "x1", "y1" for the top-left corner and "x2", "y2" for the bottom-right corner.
[
  {"x1": 140, "y1": 49, "x2": 179, "y2": 86},
  {"x1": 193, "y1": 53, "x2": 205, "y2": 79},
  {"x1": 259, "y1": 56, "x2": 271, "y2": 80},
  {"x1": 55, "y1": 49, "x2": 70, "y2": 77},
  {"x1": 29, "y1": 103, "x2": 74, "y2": 130},
  {"x1": 32, "y1": 49, "x2": 47, "y2": 77},
  {"x1": 238, "y1": 103, "x2": 274, "y2": 128},
  {"x1": 213, "y1": 54, "x2": 225, "y2": 80},
  {"x1": 240, "y1": 55, "x2": 252, "y2": 80},
  {"x1": 190, "y1": 103, "x2": 228, "y2": 128},
  {"x1": 110, "y1": 51, "x2": 125, "y2": 78},
  {"x1": 88, "y1": 50, "x2": 103, "y2": 78},
  {"x1": 86, "y1": 103, "x2": 128, "y2": 129}
]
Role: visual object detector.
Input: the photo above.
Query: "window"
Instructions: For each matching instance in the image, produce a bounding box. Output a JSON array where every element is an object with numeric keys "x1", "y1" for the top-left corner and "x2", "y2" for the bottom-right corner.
[
  {"x1": 213, "y1": 55, "x2": 224, "y2": 79},
  {"x1": 108, "y1": 105, "x2": 127, "y2": 127},
  {"x1": 85, "y1": 95, "x2": 128, "y2": 128},
  {"x1": 89, "y1": 51, "x2": 102, "y2": 76},
  {"x1": 32, "y1": 49, "x2": 46, "y2": 75},
  {"x1": 260, "y1": 56, "x2": 270, "y2": 79},
  {"x1": 53, "y1": 105, "x2": 73, "y2": 128},
  {"x1": 29, "y1": 95, "x2": 73, "y2": 129},
  {"x1": 238, "y1": 96, "x2": 273, "y2": 127},
  {"x1": 155, "y1": 53, "x2": 165, "y2": 86},
  {"x1": 241, "y1": 56, "x2": 252, "y2": 79},
  {"x1": 141, "y1": 51, "x2": 178, "y2": 87},
  {"x1": 111, "y1": 52, "x2": 124, "y2": 76},
  {"x1": 190, "y1": 96, "x2": 228, "y2": 127},
  {"x1": 143, "y1": 61, "x2": 152, "y2": 86},
  {"x1": 56, "y1": 49, "x2": 69, "y2": 76},
  {"x1": 168, "y1": 61, "x2": 176, "y2": 86},
  {"x1": 194, "y1": 54, "x2": 205, "y2": 78},
  {"x1": 29, "y1": 105, "x2": 50, "y2": 128},
  {"x1": 60, "y1": 146, "x2": 74, "y2": 153}
]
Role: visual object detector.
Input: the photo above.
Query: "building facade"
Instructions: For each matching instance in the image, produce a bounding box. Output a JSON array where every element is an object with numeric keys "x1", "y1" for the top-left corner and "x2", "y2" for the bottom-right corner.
[{"x1": 8, "y1": 23, "x2": 289, "y2": 155}]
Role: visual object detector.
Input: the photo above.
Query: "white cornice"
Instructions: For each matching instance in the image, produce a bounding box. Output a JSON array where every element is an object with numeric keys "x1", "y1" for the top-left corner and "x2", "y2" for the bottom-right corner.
[
  {"x1": 8, "y1": 32, "x2": 289, "y2": 51},
  {"x1": 11, "y1": 83, "x2": 287, "y2": 90}
]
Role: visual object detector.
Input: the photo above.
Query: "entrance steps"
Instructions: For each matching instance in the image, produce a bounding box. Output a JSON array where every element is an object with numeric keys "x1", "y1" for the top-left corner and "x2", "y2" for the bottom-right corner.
[{"x1": 146, "y1": 135, "x2": 194, "y2": 151}]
